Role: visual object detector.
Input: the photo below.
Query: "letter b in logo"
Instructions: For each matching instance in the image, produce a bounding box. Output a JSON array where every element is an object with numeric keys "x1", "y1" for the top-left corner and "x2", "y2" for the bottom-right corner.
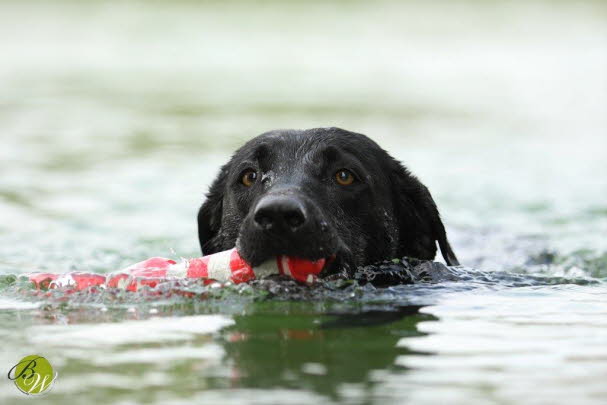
[{"x1": 8, "y1": 355, "x2": 57, "y2": 395}]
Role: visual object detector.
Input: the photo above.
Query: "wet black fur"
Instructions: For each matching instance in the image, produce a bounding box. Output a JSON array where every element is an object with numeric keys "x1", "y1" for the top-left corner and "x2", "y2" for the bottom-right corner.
[{"x1": 198, "y1": 127, "x2": 458, "y2": 276}]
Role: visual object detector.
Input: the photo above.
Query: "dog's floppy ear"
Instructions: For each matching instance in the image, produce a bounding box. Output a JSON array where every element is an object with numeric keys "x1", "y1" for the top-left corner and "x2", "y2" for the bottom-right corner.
[
  {"x1": 197, "y1": 164, "x2": 229, "y2": 255},
  {"x1": 389, "y1": 159, "x2": 460, "y2": 266}
]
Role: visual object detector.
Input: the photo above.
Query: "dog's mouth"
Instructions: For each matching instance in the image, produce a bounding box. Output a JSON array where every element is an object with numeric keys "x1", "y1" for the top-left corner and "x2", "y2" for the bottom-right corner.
[
  {"x1": 236, "y1": 237, "x2": 335, "y2": 267},
  {"x1": 236, "y1": 231, "x2": 352, "y2": 277}
]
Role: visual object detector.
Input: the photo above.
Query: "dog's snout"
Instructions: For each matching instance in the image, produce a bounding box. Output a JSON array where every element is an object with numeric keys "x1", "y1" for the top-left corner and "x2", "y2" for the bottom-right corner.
[{"x1": 253, "y1": 195, "x2": 307, "y2": 232}]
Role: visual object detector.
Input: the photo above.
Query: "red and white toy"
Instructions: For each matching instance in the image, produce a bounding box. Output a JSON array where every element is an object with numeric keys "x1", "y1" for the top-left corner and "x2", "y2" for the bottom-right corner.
[{"x1": 25, "y1": 248, "x2": 326, "y2": 292}]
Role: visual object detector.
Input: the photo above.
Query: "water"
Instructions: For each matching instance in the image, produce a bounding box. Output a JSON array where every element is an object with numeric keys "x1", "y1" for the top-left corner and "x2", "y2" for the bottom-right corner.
[{"x1": 1, "y1": 0, "x2": 606, "y2": 404}]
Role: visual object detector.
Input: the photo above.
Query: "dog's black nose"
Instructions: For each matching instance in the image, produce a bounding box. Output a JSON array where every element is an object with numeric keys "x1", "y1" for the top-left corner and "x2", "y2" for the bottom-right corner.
[{"x1": 253, "y1": 195, "x2": 307, "y2": 232}]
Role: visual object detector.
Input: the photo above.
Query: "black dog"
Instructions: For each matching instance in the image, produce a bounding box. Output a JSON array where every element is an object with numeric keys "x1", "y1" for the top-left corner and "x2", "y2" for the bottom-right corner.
[{"x1": 198, "y1": 127, "x2": 458, "y2": 276}]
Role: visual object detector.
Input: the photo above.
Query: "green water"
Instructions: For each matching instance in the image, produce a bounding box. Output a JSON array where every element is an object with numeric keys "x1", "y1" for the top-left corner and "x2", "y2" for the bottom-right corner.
[{"x1": 1, "y1": 1, "x2": 606, "y2": 404}]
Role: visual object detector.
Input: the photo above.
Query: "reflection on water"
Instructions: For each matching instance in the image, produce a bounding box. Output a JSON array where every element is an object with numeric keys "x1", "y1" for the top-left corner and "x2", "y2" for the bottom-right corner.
[
  {"x1": 217, "y1": 305, "x2": 430, "y2": 400},
  {"x1": 0, "y1": 0, "x2": 606, "y2": 404}
]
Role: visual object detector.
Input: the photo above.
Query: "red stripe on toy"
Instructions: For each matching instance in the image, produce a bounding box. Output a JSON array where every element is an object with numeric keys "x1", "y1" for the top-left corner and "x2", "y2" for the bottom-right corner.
[
  {"x1": 187, "y1": 258, "x2": 209, "y2": 278},
  {"x1": 27, "y1": 273, "x2": 59, "y2": 290},
  {"x1": 229, "y1": 249, "x2": 256, "y2": 284},
  {"x1": 70, "y1": 273, "x2": 107, "y2": 289}
]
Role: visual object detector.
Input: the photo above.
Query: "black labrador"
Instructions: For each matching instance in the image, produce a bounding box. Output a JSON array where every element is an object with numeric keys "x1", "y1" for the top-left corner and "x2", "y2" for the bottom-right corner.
[{"x1": 198, "y1": 127, "x2": 458, "y2": 276}]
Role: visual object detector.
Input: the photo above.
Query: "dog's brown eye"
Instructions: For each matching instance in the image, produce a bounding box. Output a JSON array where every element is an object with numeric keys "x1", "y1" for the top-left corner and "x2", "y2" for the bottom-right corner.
[
  {"x1": 335, "y1": 169, "x2": 355, "y2": 186},
  {"x1": 241, "y1": 170, "x2": 258, "y2": 187}
]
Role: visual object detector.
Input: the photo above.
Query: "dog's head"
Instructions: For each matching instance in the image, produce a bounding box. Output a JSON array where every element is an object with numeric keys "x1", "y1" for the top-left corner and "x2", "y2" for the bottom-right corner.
[{"x1": 198, "y1": 127, "x2": 458, "y2": 275}]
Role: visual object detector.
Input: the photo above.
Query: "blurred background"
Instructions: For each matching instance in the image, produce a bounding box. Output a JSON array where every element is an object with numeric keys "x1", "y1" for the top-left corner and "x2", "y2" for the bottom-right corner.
[
  {"x1": 0, "y1": 1, "x2": 606, "y2": 404},
  {"x1": 0, "y1": 0, "x2": 605, "y2": 270}
]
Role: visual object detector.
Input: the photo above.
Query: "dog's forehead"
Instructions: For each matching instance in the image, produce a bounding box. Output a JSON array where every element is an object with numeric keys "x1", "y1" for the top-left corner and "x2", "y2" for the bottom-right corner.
[{"x1": 237, "y1": 128, "x2": 383, "y2": 165}]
